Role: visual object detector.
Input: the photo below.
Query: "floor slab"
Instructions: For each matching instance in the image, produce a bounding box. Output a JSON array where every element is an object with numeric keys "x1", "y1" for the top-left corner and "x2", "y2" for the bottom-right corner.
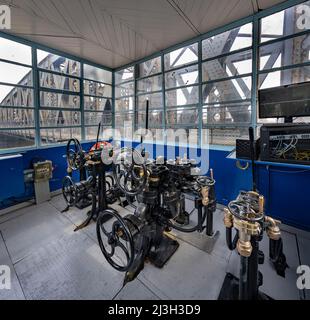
[
  {"x1": 137, "y1": 239, "x2": 228, "y2": 300},
  {"x1": 0, "y1": 202, "x2": 73, "y2": 264},
  {"x1": 14, "y1": 231, "x2": 124, "y2": 300},
  {"x1": 0, "y1": 232, "x2": 25, "y2": 300}
]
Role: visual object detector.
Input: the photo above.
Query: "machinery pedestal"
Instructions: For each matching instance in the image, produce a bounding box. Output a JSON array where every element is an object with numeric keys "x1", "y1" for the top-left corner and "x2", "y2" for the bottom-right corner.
[
  {"x1": 218, "y1": 273, "x2": 272, "y2": 300},
  {"x1": 173, "y1": 230, "x2": 220, "y2": 254},
  {"x1": 148, "y1": 234, "x2": 179, "y2": 268},
  {"x1": 75, "y1": 197, "x2": 92, "y2": 209}
]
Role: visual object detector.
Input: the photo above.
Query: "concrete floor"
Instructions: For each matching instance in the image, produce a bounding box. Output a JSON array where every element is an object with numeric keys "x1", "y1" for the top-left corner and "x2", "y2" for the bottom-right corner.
[{"x1": 0, "y1": 194, "x2": 309, "y2": 300}]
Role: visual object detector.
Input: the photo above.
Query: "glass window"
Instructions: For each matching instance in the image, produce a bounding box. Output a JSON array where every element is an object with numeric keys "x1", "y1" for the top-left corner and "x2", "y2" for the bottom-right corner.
[
  {"x1": 203, "y1": 102, "x2": 251, "y2": 126},
  {"x1": 259, "y1": 65, "x2": 310, "y2": 89},
  {"x1": 0, "y1": 108, "x2": 35, "y2": 128},
  {"x1": 115, "y1": 66, "x2": 135, "y2": 84},
  {"x1": 260, "y1": 1, "x2": 310, "y2": 43},
  {"x1": 166, "y1": 107, "x2": 199, "y2": 126},
  {"x1": 85, "y1": 126, "x2": 113, "y2": 141},
  {"x1": 115, "y1": 97, "x2": 134, "y2": 112},
  {"x1": 137, "y1": 110, "x2": 163, "y2": 128},
  {"x1": 137, "y1": 92, "x2": 162, "y2": 111},
  {"x1": 165, "y1": 64, "x2": 198, "y2": 89},
  {"x1": 202, "y1": 23, "x2": 252, "y2": 60},
  {"x1": 0, "y1": 38, "x2": 32, "y2": 65},
  {"x1": 166, "y1": 128, "x2": 199, "y2": 145},
  {"x1": 115, "y1": 112, "x2": 134, "y2": 128},
  {"x1": 84, "y1": 97, "x2": 112, "y2": 111},
  {"x1": 202, "y1": 77, "x2": 252, "y2": 103},
  {"x1": 39, "y1": 110, "x2": 81, "y2": 127},
  {"x1": 39, "y1": 72, "x2": 80, "y2": 92},
  {"x1": 137, "y1": 75, "x2": 162, "y2": 94},
  {"x1": 84, "y1": 111, "x2": 112, "y2": 126},
  {"x1": 40, "y1": 92, "x2": 80, "y2": 109},
  {"x1": 0, "y1": 129, "x2": 35, "y2": 149},
  {"x1": 0, "y1": 61, "x2": 33, "y2": 86},
  {"x1": 165, "y1": 43, "x2": 198, "y2": 70},
  {"x1": 166, "y1": 86, "x2": 199, "y2": 107},
  {"x1": 139, "y1": 56, "x2": 161, "y2": 77},
  {"x1": 259, "y1": 34, "x2": 310, "y2": 71},
  {"x1": 202, "y1": 50, "x2": 252, "y2": 82},
  {"x1": 0, "y1": 85, "x2": 34, "y2": 107},
  {"x1": 115, "y1": 81, "x2": 135, "y2": 98},
  {"x1": 37, "y1": 49, "x2": 80, "y2": 76},
  {"x1": 83, "y1": 64, "x2": 112, "y2": 83},
  {"x1": 206, "y1": 127, "x2": 249, "y2": 146},
  {"x1": 84, "y1": 80, "x2": 112, "y2": 97},
  {"x1": 40, "y1": 127, "x2": 82, "y2": 145}
]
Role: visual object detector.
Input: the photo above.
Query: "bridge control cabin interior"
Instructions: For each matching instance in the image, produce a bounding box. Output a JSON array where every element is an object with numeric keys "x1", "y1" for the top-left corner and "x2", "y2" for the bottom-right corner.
[{"x1": 0, "y1": 0, "x2": 309, "y2": 301}]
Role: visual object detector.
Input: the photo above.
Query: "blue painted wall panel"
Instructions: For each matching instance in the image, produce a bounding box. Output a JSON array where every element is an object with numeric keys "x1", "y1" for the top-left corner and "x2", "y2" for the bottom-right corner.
[{"x1": 0, "y1": 155, "x2": 25, "y2": 200}]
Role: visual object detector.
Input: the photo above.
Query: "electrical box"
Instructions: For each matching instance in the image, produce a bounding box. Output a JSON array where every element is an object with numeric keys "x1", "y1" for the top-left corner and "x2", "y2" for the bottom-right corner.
[{"x1": 33, "y1": 161, "x2": 53, "y2": 204}]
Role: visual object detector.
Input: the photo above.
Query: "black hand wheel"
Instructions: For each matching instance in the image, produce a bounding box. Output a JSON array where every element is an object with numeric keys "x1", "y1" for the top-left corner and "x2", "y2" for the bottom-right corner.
[
  {"x1": 196, "y1": 176, "x2": 215, "y2": 187},
  {"x1": 62, "y1": 176, "x2": 78, "y2": 206},
  {"x1": 96, "y1": 208, "x2": 135, "y2": 272},
  {"x1": 66, "y1": 138, "x2": 84, "y2": 171},
  {"x1": 113, "y1": 148, "x2": 147, "y2": 196}
]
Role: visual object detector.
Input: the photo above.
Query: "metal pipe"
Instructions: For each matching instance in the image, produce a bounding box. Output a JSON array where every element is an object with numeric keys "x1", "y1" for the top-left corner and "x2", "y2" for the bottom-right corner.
[
  {"x1": 205, "y1": 206, "x2": 213, "y2": 236},
  {"x1": 239, "y1": 256, "x2": 249, "y2": 300},
  {"x1": 226, "y1": 227, "x2": 238, "y2": 251},
  {"x1": 247, "y1": 237, "x2": 259, "y2": 300}
]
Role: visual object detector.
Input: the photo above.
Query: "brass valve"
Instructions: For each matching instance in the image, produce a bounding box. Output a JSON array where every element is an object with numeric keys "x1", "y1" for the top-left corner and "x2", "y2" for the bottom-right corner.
[
  {"x1": 201, "y1": 186, "x2": 209, "y2": 206},
  {"x1": 237, "y1": 239, "x2": 252, "y2": 257},
  {"x1": 223, "y1": 207, "x2": 233, "y2": 228},
  {"x1": 265, "y1": 216, "x2": 281, "y2": 241},
  {"x1": 234, "y1": 218, "x2": 261, "y2": 237},
  {"x1": 259, "y1": 195, "x2": 264, "y2": 214}
]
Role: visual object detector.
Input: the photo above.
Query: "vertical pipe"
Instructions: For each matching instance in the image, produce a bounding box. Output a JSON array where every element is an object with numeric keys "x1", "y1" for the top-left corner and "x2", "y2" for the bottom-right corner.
[
  {"x1": 197, "y1": 204, "x2": 203, "y2": 233},
  {"x1": 247, "y1": 237, "x2": 259, "y2": 300},
  {"x1": 198, "y1": 39, "x2": 203, "y2": 149},
  {"x1": 251, "y1": 16, "x2": 259, "y2": 137},
  {"x1": 205, "y1": 206, "x2": 213, "y2": 236},
  {"x1": 32, "y1": 46, "x2": 40, "y2": 148},
  {"x1": 80, "y1": 62, "x2": 85, "y2": 141},
  {"x1": 239, "y1": 256, "x2": 249, "y2": 300},
  {"x1": 161, "y1": 54, "x2": 167, "y2": 148}
]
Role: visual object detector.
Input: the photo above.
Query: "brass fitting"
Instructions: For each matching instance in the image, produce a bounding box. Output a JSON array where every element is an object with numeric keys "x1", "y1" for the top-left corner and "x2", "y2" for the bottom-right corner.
[
  {"x1": 223, "y1": 207, "x2": 233, "y2": 228},
  {"x1": 247, "y1": 191, "x2": 260, "y2": 198},
  {"x1": 259, "y1": 195, "x2": 264, "y2": 214},
  {"x1": 201, "y1": 187, "x2": 209, "y2": 206},
  {"x1": 237, "y1": 239, "x2": 252, "y2": 257},
  {"x1": 234, "y1": 218, "x2": 261, "y2": 236},
  {"x1": 265, "y1": 216, "x2": 281, "y2": 240}
]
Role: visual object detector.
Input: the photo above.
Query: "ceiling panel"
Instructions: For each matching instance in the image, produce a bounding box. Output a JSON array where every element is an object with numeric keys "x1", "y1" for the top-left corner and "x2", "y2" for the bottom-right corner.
[{"x1": 2, "y1": 0, "x2": 287, "y2": 68}]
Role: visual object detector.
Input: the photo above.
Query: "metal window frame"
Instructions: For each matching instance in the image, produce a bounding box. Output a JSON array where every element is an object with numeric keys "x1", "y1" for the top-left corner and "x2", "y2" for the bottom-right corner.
[
  {"x1": 0, "y1": 0, "x2": 309, "y2": 153},
  {"x1": 114, "y1": 0, "x2": 309, "y2": 147},
  {"x1": 0, "y1": 31, "x2": 112, "y2": 154}
]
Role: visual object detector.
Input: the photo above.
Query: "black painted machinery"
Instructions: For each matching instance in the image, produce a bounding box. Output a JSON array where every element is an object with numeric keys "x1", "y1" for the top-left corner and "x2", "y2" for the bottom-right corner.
[
  {"x1": 96, "y1": 147, "x2": 217, "y2": 284},
  {"x1": 62, "y1": 137, "x2": 117, "y2": 231},
  {"x1": 219, "y1": 127, "x2": 288, "y2": 300}
]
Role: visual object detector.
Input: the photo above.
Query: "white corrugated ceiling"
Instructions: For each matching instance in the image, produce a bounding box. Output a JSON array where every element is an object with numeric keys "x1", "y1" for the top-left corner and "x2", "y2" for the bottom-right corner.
[{"x1": 2, "y1": 0, "x2": 286, "y2": 68}]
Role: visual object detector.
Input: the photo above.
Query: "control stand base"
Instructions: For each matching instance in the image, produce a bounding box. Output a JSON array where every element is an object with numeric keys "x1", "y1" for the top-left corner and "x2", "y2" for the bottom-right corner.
[
  {"x1": 218, "y1": 273, "x2": 272, "y2": 300},
  {"x1": 148, "y1": 234, "x2": 179, "y2": 268}
]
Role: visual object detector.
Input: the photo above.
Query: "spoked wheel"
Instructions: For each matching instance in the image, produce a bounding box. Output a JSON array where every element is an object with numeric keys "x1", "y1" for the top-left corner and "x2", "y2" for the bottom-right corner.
[
  {"x1": 66, "y1": 138, "x2": 84, "y2": 171},
  {"x1": 196, "y1": 176, "x2": 215, "y2": 187},
  {"x1": 62, "y1": 176, "x2": 78, "y2": 206},
  {"x1": 96, "y1": 208, "x2": 135, "y2": 271},
  {"x1": 113, "y1": 148, "x2": 147, "y2": 196}
]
